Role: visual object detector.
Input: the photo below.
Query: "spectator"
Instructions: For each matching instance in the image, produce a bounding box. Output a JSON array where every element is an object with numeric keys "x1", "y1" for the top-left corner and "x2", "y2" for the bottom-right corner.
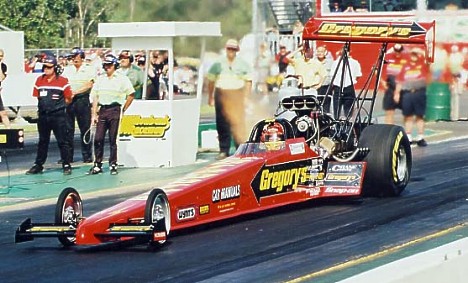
[
  {"x1": 266, "y1": 25, "x2": 280, "y2": 55},
  {"x1": 331, "y1": 2, "x2": 343, "y2": 12},
  {"x1": 89, "y1": 54, "x2": 135, "y2": 175},
  {"x1": 147, "y1": 50, "x2": 168, "y2": 100},
  {"x1": 275, "y1": 45, "x2": 291, "y2": 87},
  {"x1": 0, "y1": 49, "x2": 11, "y2": 129},
  {"x1": 207, "y1": 39, "x2": 252, "y2": 160},
  {"x1": 381, "y1": 43, "x2": 408, "y2": 124},
  {"x1": 173, "y1": 63, "x2": 195, "y2": 95},
  {"x1": 331, "y1": 49, "x2": 362, "y2": 118},
  {"x1": 137, "y1": 55, "x2": 146, "y2": 71},
  {"x1": 287, "y1": 44, "x2": 326, "y2": 96},
  {"x1": 85, "y1": 51, "x2": 103, "y2": 76},
  {"x1": 343, "y1": 3, "x2": 356, "y2": 12},
  {"x1": 62, "y1": 47, "x2": 95, "y2": 163},
  {"x1": 24, "y1": 57, "x2": 34, "y2": 73},
  {"x1": 255, "y1": 42, "x2": 272, "y2": 95},
  {"x1": 32, "y1": 54, "x2": 45, "y2": 73},
  {"x1": 292, "y1": 20, "x2": 304, "y2": 48},
  {"x1": 314, "y1": 45, "x2": 334, "y2": 112},
  {"x1": 430, "y1": 43, "x2": 448, "y2": 82},
  {"x1": 58, "y1": 54, "x2": 68, "y2": 68},
  {"x1": 26, "y1": 55, "x2": 73, "y2": 175},
  {"x1": 118, "y1": 50, "x2": 145, "y2": 99},
  {"x1": 394, "y1": 48, "x2": 429, "y2": 147}
]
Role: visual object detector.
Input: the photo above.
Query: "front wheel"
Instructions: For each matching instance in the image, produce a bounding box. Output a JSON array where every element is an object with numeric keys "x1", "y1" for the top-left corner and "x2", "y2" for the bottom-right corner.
[
  {"x1": 359, "y1": 124, "x2": 412, "y2": 197},
  {"x1": 55, "y1": 187, "x2": 83, "y2": 246},
  {"x1": 145, "y1": 189, "x2": 171, "y2": 245}
]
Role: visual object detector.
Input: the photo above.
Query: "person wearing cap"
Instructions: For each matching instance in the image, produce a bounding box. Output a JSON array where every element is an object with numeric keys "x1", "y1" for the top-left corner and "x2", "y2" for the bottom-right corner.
[
  {"x1": 26, "y1": 55, "x2": 74, "y2": 175},
  {"x1": 117, "y1": 50, "x2": 144, "y2": 99},
  {"x1": 88, "y1": 54, "x2": 135, "y2": 175},
  {"x1": 394, "y1": 48, "x2": 429, "y2": 147},
  {"x1": 207, "y1": 38, "x2": 252, "y2": 160},
  {"x1": 62, "y1": 47, "x2": 96, "y2": 163},
  {"x1": 0, "y1": 49, "x2": 11, "y2": 129},
  {"x1": 382, "y1": 43, "x2": 408, "y2": 124}
]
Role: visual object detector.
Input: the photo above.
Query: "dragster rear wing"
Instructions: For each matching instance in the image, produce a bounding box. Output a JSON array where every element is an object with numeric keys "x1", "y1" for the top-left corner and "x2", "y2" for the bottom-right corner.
[{"x1": 303, "y1": 17, "x2": 435, "y2": 63}]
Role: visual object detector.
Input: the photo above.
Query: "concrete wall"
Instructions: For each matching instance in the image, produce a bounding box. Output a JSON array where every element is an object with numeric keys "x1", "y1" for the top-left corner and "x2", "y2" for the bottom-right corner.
[{"x1": 339, "y1": 237, "x2": 468, "y2": 283}]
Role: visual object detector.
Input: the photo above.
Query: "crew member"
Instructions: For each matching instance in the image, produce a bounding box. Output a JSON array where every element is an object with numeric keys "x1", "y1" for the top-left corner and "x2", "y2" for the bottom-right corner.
[
  {"x1": 314, "y1": 46, "x2": 334, "y2": 112},
  {"x1": 118, "y1": 50, "x2": 144, "y2": 99},
  {"x1": 382, "y1": 43, "x2": 407, "y2": 124},
  {"x1": 0, "y1": 49, "x2": 11, "y2": 128},
  {"x1": 207, "y1": 39, "x2": 252, "y2": 160},
  {"x1": 62, "y1": 47, "x2": 95, "y2": 163},
  {"x1": 394, "y1": 48, "x2": 429, "y2": 147},
  {"x1": 26, "y1": 55, "x2": 73, "y2": 175},
  {"x1": 89, "y1": 54, "x2": 135, "y2": 175},
  {"x1": 331, "y1": 49, "x2": 362, "y2": 118},
  {"x1": 287, "y1": 44, "x2": 326, "y2": 96}
]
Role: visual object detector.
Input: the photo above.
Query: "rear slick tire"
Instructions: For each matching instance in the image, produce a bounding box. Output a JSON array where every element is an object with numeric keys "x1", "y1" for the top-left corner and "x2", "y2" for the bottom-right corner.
[{"x1": 359, "y1": 124, "x2": 412, "y2": 197}]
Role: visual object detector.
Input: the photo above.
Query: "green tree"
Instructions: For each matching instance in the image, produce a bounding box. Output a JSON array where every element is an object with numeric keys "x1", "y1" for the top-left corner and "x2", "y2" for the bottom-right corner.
[
  {"x1": 69, "y1": 0, "x2": 117, "y2": 48},
  {"x1": 0, "y1": 0, "x2": 74, "y2": 48},
  {"x1": 1, "y1": 0, "x2": 252, "y2": 52},
  {"x1": 114, "y1": 0, "x2": 252, "y2": 54}
]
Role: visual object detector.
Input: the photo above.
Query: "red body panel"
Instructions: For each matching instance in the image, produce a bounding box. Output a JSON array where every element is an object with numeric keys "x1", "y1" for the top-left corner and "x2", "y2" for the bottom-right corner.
[{"x1": 76, "y1": 139, "x2": 365, "y2": 245}]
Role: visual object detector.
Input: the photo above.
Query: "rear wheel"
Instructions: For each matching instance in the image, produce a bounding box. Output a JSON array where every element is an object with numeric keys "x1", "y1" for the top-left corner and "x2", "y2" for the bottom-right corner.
[
  {"x1": 359, "y1": 124, "x2": 411, "y2": 197},
  {"x1": 55, "y1": 187, "x2": 83, "y2": 246},
  {"x1": 145, "y1": 189, "x2": 171, "y2": 245}
]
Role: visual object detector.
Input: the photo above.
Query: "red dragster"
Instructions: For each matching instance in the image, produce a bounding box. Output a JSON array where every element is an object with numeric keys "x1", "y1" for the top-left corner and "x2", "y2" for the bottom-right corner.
[{"x1": 17, "y1": 17, "x2": 435, "y2": 249}]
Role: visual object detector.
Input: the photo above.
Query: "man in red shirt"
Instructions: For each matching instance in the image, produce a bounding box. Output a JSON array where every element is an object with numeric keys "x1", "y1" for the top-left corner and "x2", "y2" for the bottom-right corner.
[
  {"x1": 382, "y1": 43, "x2": 408, "y2": 124},
  {"x1": 26, "y1": 55, "x2": 74, "y2": 175},
  {"x1": 394, "y1": 48, "x2": 429, "y2": 147}
]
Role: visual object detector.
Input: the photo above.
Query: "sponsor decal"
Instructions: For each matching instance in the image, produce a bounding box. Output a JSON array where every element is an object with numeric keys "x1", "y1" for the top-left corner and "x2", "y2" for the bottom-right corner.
[
  {"x1": 328, "y1": 163, "x2": 361, "y2": 173},
  {"x1": 177, "y1": 207, "x2": 196, "y2": 221},
  {"x1": 325, "y1": 162, "x2": 364, "y2": 187},
  {"x1": 212, "y1": 185, "x2": 241, "y2": 203},
  {"x1": 153, "y1": 231, "x2": 166, "y2": 241},
  {"x1": 289, "y1": 143, "x2": 305, "y2": 155},
  {"x1": 199, "y1": 205, "x2": 210, "y2": 215},
  {"x1": 119, "y1": 115, "x2": 171, "y2": 138},
  {"x1": 316, "y1": 22, "x2": 426, "y2": 39},
  {"x1": 324, "y1": 187, "x2": 360, "y2": 195},
  {"x1": 325, "y1": 173, "x2": 360, "y2": 182},
  {"x1": 251, "y1": 160, "x2": 310, "y2": 202},
  {"x1": 310, "y1": 187, "x2": 321, "y2": 196},
  {"x1": 217, "y1": 201, "x2": 236, "y2": 213}
]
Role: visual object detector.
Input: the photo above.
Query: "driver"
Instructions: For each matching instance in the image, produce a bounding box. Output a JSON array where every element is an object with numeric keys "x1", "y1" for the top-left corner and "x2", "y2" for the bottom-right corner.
[{"x1": 261, "y1": 122, "x2": 285, "y2": 151}]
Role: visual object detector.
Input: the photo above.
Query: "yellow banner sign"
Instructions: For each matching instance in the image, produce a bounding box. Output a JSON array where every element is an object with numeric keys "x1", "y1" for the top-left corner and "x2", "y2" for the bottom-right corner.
[{"x1": 119, "y1": 115, "x2": 171, "y2": 138}]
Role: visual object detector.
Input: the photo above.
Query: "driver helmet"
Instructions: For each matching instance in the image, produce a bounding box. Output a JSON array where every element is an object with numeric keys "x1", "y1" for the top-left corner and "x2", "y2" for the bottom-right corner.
[{"x1": 261, "y1": 122, "x2": 285, "y2": 150}]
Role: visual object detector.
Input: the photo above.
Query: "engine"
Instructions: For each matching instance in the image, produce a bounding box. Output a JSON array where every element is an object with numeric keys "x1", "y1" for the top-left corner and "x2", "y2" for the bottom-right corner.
[{"x1": 279, "y1": 95, "x2": 358, "y2": 159}]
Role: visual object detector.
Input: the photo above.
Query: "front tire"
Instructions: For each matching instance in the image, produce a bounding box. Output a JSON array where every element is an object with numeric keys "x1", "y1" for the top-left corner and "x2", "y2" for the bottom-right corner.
[
  {"x1": 145, "y1": 189, "x2": 171, "y2": 245},
  {"x1": 359, "y1": 124, "x2": 412, "y2": 197},
  {"x1": 55, "y1": 187, "x2": 83, "y2": 246}
]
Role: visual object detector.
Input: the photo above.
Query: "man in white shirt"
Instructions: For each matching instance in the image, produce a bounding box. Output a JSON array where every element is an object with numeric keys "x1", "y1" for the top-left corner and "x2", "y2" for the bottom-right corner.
[
  {"x1": 331, "y1": 50, "x2": 362, "y2": 118},
  {"x1": 62, "y1": 47, "x2": 96, "y2": 163}
]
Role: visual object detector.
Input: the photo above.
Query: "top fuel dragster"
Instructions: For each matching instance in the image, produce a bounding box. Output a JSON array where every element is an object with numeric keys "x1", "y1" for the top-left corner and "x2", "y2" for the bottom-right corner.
[{"x1": 15, "y1": 17, "x2": 434, "y2": 250}]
